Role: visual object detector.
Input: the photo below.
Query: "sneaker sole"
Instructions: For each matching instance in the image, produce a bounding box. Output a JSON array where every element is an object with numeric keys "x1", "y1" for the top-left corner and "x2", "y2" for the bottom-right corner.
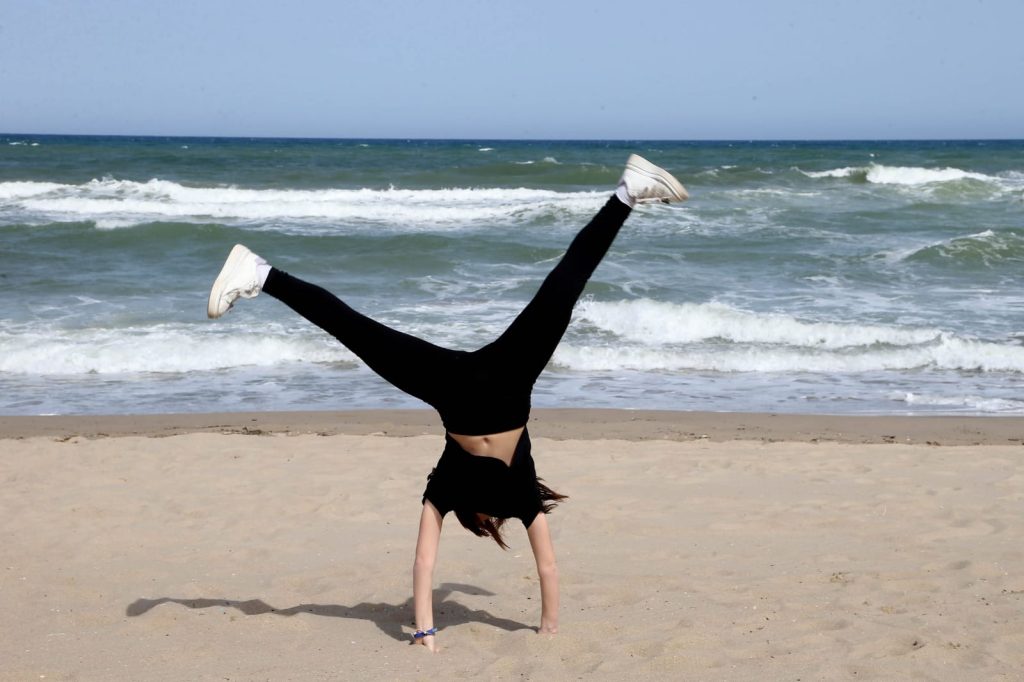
[
  {"x1": 207, "y1": 244, "x2": 251, "y2": 319},
  {"x1": 626, "y1": 154, "x2": 689, "y2": 202}
]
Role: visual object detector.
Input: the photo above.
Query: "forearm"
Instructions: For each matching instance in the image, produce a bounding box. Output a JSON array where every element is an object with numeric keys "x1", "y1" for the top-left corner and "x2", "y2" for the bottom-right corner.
[
  {"x1": 527, "y1": 513, "x2": 560, "y2": 634},
  {"x1": 412, "y1": 502, "x2": 442, "y2": 650},
  {"x1": 413, "y1": 558, "x2": 435, "y2": 630},
  {"x1": 537, "y1": 563, "x2": 560, "y2": 632}
]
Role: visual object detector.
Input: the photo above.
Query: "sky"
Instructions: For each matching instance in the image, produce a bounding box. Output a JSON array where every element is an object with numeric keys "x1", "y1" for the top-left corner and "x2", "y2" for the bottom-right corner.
[{"x1": 1, "y1": 0, "x2": 1022, "y2": 140}]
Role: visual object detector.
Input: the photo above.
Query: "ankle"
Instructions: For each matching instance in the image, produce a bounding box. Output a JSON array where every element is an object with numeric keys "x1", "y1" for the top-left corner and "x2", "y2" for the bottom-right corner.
[
  {"x1": 614, "y1": 183, "x2": 635, "y2": 208},
  {"x1": 255, "y1": 258, "x2": 271, "y2": 288}
]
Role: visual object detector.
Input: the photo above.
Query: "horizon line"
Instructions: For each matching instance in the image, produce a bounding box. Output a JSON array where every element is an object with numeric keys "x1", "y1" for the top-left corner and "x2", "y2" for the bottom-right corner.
[{"x1": 3, "y1": 132, "x2": 1023, "y2": 144}]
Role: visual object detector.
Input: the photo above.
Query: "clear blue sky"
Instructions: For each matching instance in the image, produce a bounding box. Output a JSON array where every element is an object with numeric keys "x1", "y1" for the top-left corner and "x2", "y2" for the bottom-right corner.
[{"x1": 2, "y1": 0, "x2": 1022, "y2": 139}]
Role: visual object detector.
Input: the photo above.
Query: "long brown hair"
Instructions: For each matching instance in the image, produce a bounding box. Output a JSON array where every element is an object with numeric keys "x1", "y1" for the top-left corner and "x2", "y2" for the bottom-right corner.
[{"x1": 455, "y1": 478, "x2": 567, "y2": 549}]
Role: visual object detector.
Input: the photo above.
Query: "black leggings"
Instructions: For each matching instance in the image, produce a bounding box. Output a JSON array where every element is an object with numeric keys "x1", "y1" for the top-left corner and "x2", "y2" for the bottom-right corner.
[{"x1": 262, "y1": 196, "x2": 631, "y2": 434}]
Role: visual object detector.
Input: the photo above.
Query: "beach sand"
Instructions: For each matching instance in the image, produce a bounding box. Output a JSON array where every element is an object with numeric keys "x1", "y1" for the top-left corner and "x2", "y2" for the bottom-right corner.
[{"x1": 2, "y1": 410, "x2": 1022, "y2": 680}]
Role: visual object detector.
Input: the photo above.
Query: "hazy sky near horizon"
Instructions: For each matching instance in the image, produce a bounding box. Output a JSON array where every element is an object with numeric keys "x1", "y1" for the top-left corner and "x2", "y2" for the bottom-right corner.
[{"x1": 2, "y1": 0, "x2": 1022, "y2": 140}]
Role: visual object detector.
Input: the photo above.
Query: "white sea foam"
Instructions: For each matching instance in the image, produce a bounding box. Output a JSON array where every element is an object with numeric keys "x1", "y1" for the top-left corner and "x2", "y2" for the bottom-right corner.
[
  {"x1": 866, "y1": 164, "x2": 993, "y2": 185},
  {"x1": 0, "y1": 325, "x2": 354, "y2": 375},
  {"x1": 574, "y1": 299, "x2": 942, "y2": 348},
  {"x1": 1, "y1": 178, "x2": 605, "y2": 230},
  {"x1": 802, "y1": 166, "x2": 862, "y2": 179},
  {"x1": 512, "y1": 158, "x2": 559, "y2": 166},
  {"x1": 891, "y1": 391, "x2": 1024, "y2": 413},
  {"x1": 553, "y1": 299, "x2": 1024, "y2": 374},
  {"x1": 13, "y1": 301, "x2": 1022, "y2": 378},
  {"x1": 802, "y1": 163, "x2": 998, "y2": 186},
  {"x1": 554, "y1": 335, "x2": 1024, "y2": 374},
  {"x1": 0, "y1": 180, "x2": 66, "y2": 199}
]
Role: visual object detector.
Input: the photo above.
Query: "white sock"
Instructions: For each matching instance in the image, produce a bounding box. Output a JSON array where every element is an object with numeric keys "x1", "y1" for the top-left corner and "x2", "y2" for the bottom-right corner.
[
  {"x1": 255, "y1": 257, "x2": 271, "y2": 289},
  {"x1": 615, "y1": 183, "x2": 635, "y2": 208}
]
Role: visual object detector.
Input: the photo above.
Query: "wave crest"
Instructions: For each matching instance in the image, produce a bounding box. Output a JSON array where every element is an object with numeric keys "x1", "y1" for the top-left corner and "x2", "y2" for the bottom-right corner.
[
  {"x1": 574, "y1": 299, "x2": 940, "y2": 349},
  {"x1": 0, "y1": 325, "x2": 354, "y2": 375},
  {"x1": 1, "y1": 177, "x2": 606, "y2": 231},
  {"x1": 557, "y1": 299, "x2": 1024, "y2": 374},
  {"x1": 907, "y1": 229, "x2": 1024, "y2": 267},
  {"x1": 802, "y1": 163, "x2": 1001, "y2": 186}
]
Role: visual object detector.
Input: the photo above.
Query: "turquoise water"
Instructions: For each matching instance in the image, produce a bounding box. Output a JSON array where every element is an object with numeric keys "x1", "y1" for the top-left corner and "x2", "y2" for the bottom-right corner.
[{"x1": 2, "y1": 135, "x2": 1023, "y2": 415}]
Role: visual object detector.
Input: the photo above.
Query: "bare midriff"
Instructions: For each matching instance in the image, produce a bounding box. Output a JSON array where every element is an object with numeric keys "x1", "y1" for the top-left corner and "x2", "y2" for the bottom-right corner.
[{"x1": 448, "y1": 426, "x2": 526, "y2": 467}]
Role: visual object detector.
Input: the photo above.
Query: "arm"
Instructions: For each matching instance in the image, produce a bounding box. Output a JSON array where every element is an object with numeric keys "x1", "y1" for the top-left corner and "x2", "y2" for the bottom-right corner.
[
  {"x1": 526, "y1": 513, "x2": 559, "y2": 634},
  {"x1": 413, "y1": 500, "x2": 443, "y2": 651}
]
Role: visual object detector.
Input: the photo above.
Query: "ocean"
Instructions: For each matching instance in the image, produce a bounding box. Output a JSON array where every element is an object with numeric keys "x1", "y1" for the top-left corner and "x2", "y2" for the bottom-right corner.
[{"x1": 2, "y1": 135, "x2": 1022, "y2": 416}]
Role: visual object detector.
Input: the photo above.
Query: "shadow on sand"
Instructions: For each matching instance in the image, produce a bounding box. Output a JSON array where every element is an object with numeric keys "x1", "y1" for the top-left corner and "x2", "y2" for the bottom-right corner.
[{"x1": 126, "y1": 582, "x2": 533, "y2": 642}]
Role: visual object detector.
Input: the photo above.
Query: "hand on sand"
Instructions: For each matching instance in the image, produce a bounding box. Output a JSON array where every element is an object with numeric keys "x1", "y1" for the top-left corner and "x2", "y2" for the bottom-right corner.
[{"x1": 538, "y1": 620, "x2": 558, "y2": 636}]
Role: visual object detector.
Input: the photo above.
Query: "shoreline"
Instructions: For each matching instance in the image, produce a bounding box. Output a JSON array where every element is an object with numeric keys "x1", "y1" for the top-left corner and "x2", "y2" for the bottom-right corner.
[{"x1": 2, "y1": 408, "x2": 1022, "y2": 445}]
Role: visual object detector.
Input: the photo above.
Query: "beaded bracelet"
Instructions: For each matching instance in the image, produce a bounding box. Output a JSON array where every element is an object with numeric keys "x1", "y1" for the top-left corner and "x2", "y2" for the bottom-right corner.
[{"x1": 413, "y1": 627, "x2": 438, "y2": 639}]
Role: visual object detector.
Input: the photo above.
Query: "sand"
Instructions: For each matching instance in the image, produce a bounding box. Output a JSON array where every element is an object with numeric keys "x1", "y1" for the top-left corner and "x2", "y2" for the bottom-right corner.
[{"x1": 2, "y1": 410, "x2": 1022, "y2": 680}]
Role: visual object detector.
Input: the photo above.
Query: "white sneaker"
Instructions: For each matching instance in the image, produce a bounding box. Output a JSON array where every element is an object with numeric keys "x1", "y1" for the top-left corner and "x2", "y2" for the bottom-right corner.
[
  {"x1": 619, "y1": 154, "x2": 689, "y2": 204},
  {"x1": 207, "y1": 244, "x2": 263, "y2": 319}
]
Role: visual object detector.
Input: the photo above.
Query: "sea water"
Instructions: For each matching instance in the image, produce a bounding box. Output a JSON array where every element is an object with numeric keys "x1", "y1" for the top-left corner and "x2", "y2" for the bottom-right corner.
[{"x1": 1, "y1": 136, "x2": 1022, "y2": 416}]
